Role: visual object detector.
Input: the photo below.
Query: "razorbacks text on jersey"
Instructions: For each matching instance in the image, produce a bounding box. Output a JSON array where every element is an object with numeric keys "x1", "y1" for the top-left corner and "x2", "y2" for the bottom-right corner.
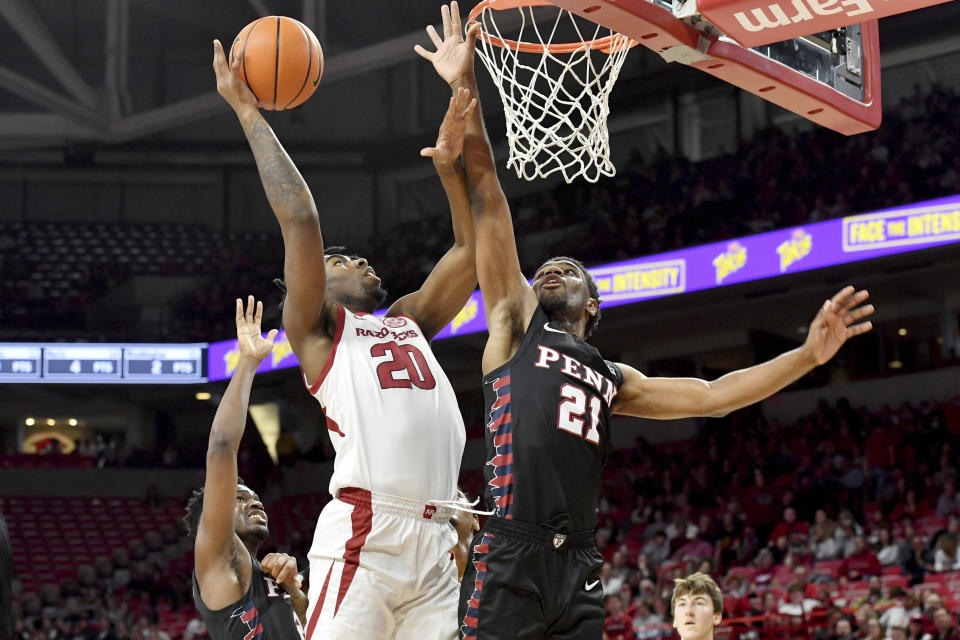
[
  {"x1": 481, "y1": 305, "x2": 623, "y2": 532},
  {"x1": 303, "y1": 306, "x2": 466, "y2": 503}
]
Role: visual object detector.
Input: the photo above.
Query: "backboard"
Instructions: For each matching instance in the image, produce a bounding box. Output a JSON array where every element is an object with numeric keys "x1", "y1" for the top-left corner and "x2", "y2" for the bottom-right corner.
[{"x1": 548, "y1": 0, "x2": 886, "y2": 134}]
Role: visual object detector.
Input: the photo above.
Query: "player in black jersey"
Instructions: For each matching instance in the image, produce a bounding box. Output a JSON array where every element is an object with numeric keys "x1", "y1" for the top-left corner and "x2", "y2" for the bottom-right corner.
[
  {"x1": 183, "y1": 296, "x2": 306, "y2": 640},
  {"x1": 417, "y1": 5, "x2": 876, "y2": 638}
]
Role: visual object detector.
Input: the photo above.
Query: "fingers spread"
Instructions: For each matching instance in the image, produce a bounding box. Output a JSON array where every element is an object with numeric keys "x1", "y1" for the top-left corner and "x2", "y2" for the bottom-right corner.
[
  {"x1": 235, "y1": 298, "x2": 243, "y2": 325},
  {"x1": 254, "y1": 299, "x2": 263, "y2": 326},
  {"x1": 441, "y1": 4, "x2": 452, "y2": 38},
  {"x1": 451, "y1": 1, "x2": 462, "y2": 36},
  {"x1": 246, "y1": 295, "x2": 255, "y2": 323},
  {"x1": 213, "y1": 40, "x2": 225, "y2": 69},
  {"x1": 838, "y1": 289, "x2": 869, "y2": 313},
  {"x1": 848, "y1": 321, "x2": 873, "y2": 336},
  {"x1": 426, "y1": 24, "x2": 443, "y2": 48},
  {"x1": 844, "y1": 304, "x2": 875, "y2": 326},
  {"x1": 413, "y1": 44, "x2": 432, "y2": 60},
  {"x1": 830, "y1": 285, "x2": 856, "y2": 307}
]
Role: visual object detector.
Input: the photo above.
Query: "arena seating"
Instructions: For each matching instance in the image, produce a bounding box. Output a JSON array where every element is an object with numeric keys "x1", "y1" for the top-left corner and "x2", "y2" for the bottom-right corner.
[{"x1": 7, "y1": 392, "x2": 960, "y2": 638}]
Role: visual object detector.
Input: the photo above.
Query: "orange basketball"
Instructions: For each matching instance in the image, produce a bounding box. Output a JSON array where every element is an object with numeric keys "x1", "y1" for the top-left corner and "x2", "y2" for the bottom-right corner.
[{"x1": 229, "y1": 16, "x2": 324, "y2": 111}]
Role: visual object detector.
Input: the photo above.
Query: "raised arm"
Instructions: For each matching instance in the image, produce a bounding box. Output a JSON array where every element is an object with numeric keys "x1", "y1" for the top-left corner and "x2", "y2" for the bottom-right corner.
[
  {"x1": 415, "y1": 2, "x2": 538, "y2": 372},
  {"x1": 387, "y1": 86, "x2": 478, "y2": 339},
  {"x1": 213, "y1": 40, "x2": 332, "y2": 380},
  {"x1": 613, "y1": 287, "x2": 874, "y2": 418},
  {"x1": 194, "y1": 297, "x2": 278, "y2": 610}
]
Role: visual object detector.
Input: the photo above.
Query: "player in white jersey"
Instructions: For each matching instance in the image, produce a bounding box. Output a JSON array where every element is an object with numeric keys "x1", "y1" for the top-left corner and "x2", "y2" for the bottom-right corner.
[{"x1": 213, "y1": 34, "x2": 479, "y2": 640}]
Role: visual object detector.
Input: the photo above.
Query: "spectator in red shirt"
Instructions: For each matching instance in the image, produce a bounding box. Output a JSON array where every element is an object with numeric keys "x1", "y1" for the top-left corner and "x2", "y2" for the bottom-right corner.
[
  {"x1": 891, "y1": 490, "x2": 922, "y2": 522},
  {"x1": 930, "y1": 606, "x2": 960, "y2": 640},
  {"x1": 840, "y1": 535, "x2": 882, "y2": 580},
  {"x1": 908, "y1": 617, "x2": 926, "y2": 640},
  {"x1": 673, "y1": 534, "x2": 714, "y2": 562},
  {"x1": 771, "y1": 507, "x2": 810, "y2": 545},
  {"x1": 603, "y1": 594, "x2": 633, "y2": 640},
  {"x1": 744, "y1": 469, "x2": 779, "y2": 537},
  {"x1": 789, "y1": 565, "x2": 821, "y2": 600}
]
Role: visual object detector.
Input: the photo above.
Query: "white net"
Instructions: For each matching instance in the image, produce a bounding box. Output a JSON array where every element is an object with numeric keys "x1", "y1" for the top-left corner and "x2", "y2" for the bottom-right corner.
[{"x1": 472, "y1": 4, "x2": 633, "y2": 183}]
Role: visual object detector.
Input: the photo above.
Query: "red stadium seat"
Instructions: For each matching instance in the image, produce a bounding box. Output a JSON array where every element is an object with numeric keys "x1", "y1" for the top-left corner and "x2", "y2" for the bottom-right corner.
[{"x1": 814, "y1": 560, "x2": 842, "y2": 577}]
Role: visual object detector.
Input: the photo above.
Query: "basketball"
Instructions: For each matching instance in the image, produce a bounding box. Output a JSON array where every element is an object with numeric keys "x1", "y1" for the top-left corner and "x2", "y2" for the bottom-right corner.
[{"x1": 228, "y1": 16, "x2": 323, "y2": 111}]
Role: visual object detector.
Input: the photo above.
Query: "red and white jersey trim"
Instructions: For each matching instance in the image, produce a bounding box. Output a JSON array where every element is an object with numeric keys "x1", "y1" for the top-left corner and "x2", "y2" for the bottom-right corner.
[{"x1": 302, "y1": 305, "x2": 346, "y2": 394}]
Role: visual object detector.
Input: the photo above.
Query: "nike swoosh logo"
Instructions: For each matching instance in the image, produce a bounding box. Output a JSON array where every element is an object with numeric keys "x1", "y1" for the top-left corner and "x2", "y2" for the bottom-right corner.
[
  {"x1": 544, "y1": 323, "x2": 567, "y2": 335},
  {"x1": 585, "y1": 580, "x2": 600, "y2": 591}
]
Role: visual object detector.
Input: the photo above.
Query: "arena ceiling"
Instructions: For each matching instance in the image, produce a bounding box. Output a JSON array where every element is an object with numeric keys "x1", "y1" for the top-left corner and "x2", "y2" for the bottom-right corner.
[{"x1": 1, "y1": 0, "x2": 959, "y2": 159}]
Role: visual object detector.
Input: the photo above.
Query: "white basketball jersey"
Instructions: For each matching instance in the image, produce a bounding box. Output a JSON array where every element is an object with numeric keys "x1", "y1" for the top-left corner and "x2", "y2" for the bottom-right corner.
[{"x1": 303, "y1": 306, "x2": 466, "y2": 503}]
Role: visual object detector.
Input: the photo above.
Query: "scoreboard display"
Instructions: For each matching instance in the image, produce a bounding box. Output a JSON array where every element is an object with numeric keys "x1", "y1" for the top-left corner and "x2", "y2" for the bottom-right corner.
[{"x1": 0, "y1": 343, "x2": 205, "y2": 384}]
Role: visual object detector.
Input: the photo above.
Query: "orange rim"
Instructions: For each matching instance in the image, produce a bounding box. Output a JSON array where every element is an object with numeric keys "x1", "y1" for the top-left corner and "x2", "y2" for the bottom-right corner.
[{"x1": 467, "y1": 0, "x2": 635, "y2": 55}]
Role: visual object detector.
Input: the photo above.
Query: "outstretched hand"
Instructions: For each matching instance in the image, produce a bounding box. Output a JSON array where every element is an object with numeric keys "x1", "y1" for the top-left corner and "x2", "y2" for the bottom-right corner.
[
  {"x1": 236, "y1": 296, "x2": 278, "y2": 363},
  {"x1": 421, "y1": 86, "x2": 478, "y2": 166},
  {"x1": 212, "y1": 39, "x2": 260, "y2": 115},
  {"x1": 414, "y1": 1, "x2": 481, "y2": 87},
  {"x1": 804, "y1": 286, "x2": 874, "y2": 365}
]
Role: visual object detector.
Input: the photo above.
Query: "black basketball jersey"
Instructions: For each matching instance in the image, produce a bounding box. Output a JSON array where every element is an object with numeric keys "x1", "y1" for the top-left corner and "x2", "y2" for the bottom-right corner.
[
  {"x1": 192, "y1": 552, "x2": 304, "y2": 640},
  {"x1": 481, "y1": 305, "x2": 623, "y2": 532}
]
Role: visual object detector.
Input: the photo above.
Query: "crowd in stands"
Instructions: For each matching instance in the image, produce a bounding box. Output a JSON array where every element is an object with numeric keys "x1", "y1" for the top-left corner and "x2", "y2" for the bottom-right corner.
[
  {"x1": 594, "y1": 396, "x2": 960, "y2": 639},
  {"x1": 5, "y1": 393, "x2": 960, "y2": 639},
  {"x1": 364, "y1": 84, "x2": 960, "y2": 310},
  {"x1": 1, "y1": 85, "x2": 958, "y2": 342}
]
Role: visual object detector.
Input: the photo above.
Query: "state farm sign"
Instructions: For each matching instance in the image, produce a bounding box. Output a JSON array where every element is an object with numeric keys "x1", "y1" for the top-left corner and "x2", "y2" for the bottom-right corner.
[{"x1": 693, "y1": 0, "x2": 951, "y2": 47}]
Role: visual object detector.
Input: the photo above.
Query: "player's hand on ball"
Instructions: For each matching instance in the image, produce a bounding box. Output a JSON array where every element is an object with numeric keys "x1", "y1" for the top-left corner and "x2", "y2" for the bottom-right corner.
[
  {"x1": 213, "y1": 39, "x2": 260, "y2": 115},
  {"x1": 803, "y1": 286, "x2": 874, "y2": 365},
  {"x1": 236, "y1": 296, "x2": 278, "y2": 363},
  {"x1": 261, "y1": 552, "x2": 300, "y2": 590},
  {"x1": 421, "y1": 86, "x2": 477, "y2": 167},
  {"x1": 414, "y1": 2, "x2": 482, "y2": 87}
]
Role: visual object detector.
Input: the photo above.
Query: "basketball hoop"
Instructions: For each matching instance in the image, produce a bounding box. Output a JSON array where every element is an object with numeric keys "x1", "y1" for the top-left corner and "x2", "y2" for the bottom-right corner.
[{"x1": 467, "y1": 0, "x2": 635, "y2": 183}]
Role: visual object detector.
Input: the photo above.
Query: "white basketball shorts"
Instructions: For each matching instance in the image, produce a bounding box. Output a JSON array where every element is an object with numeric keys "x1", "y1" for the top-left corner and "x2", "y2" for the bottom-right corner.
[{"x1": 304, "y1": 487, "x2": 460, "y2": 640}]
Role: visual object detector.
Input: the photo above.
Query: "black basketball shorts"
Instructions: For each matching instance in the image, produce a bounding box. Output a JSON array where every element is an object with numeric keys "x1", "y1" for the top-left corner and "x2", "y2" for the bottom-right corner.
[{"x1": 458, "y1": 517, "x2": 604, "y2": 640}]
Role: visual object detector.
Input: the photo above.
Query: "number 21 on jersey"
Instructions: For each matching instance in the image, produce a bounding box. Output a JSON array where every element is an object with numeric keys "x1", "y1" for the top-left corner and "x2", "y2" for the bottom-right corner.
[{"x1": 557, "y1": 383, "x2": 601, "y2": 444}]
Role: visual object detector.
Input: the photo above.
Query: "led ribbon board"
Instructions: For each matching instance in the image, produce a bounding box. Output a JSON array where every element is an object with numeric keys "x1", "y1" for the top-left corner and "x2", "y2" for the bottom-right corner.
[{"x1": 0, "y1": 344, "x2": 205, "y2": 384}]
